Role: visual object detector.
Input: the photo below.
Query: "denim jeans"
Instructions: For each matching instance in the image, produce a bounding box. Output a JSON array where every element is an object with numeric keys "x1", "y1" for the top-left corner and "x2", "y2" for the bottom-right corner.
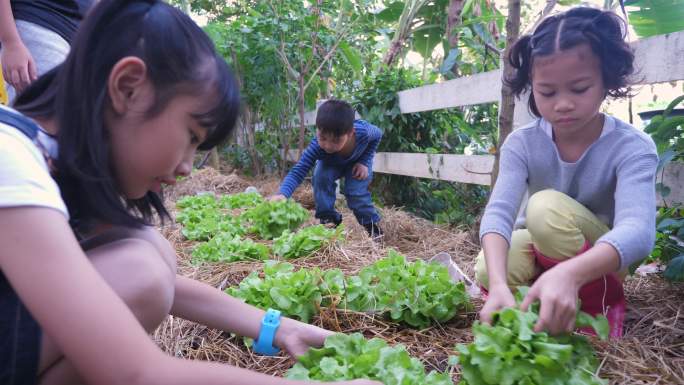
[{"x1": 313, "y1": 161, "x2": 380, "y2": 226}]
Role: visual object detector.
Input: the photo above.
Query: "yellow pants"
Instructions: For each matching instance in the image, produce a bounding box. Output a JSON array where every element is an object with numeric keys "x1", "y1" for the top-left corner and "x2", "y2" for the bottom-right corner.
[
  {"x1": 0, "y1": 66, "x2": 8, "y2": 105},
  {"x1": 476, "y1": 189, "x2": 611, "y2": 288}
]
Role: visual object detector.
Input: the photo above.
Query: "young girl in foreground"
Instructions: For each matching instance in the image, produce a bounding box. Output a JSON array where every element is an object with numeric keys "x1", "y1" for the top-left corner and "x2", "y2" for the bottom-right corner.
[
  {"x1": 476, "y1": 7, "x2": 657, "y2": 336},
  {"x1": 0, "y1": 1, "x2": 380, "y2": 385}
]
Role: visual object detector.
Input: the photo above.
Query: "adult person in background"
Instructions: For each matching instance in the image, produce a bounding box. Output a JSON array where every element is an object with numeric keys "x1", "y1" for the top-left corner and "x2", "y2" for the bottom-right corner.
[{"x1": 0, "y1": 0, "x2": 94, "y2": 104}]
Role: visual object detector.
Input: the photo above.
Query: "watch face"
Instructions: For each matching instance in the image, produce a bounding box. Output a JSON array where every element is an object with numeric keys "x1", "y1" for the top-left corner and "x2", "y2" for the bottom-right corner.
[{"x1": 265, "y1": 309, "x2": 282, "y2": 324}]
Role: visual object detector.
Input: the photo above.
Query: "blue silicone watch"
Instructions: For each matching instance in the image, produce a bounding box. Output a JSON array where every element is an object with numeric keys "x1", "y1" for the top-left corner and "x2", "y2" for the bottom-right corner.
[{"x1": 253, "y1": 308, "x2": 281, "y2": 355}]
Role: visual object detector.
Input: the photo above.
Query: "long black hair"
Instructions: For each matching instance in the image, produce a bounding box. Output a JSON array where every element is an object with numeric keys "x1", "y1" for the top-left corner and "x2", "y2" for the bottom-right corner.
[
  {"x1": 506, "y1": 7, "x2": 634, "y2": 117},
  {"x1": 14, "y1": 0, "x2": 240, "y2": 229}
]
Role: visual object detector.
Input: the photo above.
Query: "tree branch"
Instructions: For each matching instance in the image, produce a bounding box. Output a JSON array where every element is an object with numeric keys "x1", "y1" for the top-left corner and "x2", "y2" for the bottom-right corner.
[
  {"x1": 525, "y1": 0, "x2": 557, "y2": 34},
  {"x1": 304, "y1": 0, "x2": 323, "y2": 73},
  {"x1": 302, "y1": 23, "x2": 354, "y2": 91},
  {"x1": 276, "y1": 39, "x2": 300, "y2": 80}
]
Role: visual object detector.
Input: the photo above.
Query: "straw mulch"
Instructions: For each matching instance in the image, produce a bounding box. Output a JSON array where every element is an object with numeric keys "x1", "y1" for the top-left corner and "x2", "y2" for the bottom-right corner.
[
  {"x1": 154, "y1": 167, "x2": 684, "y2": 384},
  {"x1": 163, "y1": 167, "x2": 250, "y2": 203}
]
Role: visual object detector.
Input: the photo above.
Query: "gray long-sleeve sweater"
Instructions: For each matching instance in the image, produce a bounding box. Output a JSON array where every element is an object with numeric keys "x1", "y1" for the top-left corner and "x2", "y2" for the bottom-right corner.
[{"x1": 479, "y1": 114, "x2": 658, "y2": 268}]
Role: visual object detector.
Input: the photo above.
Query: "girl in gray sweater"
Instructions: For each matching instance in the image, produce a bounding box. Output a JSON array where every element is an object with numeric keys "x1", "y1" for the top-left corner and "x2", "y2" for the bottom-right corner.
[{"x1": 476, "y1": 7, "x2": 657, "y2": 337}]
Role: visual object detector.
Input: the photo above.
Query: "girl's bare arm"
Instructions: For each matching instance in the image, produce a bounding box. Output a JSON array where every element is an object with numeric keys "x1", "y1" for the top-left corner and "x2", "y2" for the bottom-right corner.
[
  {"x1": 478, "y1": 233, "x2": 517, "y2": 324},
  {"x1": 171, "y1": 275, "x2": 331, "y2": 356},
  {"x1": 0, "y1": 208, "x2": 168, "y2": 385},
  {"x1": 0, "y1": 207, "x2": 377, "y2": 385},
  {"x1": 481, "y1": 233, "x2": 510, "y2": 288},
  {"x1": 0, "y1": 0, "x2": 20, "y2": 45},
  {"x1": 0, "y1": 0, "x2": 36, "y2": 89}
]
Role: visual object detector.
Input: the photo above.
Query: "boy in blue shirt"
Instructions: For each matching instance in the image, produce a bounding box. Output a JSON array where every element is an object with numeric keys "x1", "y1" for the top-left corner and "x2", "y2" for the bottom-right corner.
[{"x1": 271, "y1": 100, "x2": 383, "y2": 237}]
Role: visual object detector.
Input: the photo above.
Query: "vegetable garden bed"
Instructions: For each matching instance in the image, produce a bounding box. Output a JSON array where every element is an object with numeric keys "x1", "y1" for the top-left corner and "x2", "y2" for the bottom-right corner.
[{"x1": 154, "y1": 168, "x2": 684, "y2": 384}]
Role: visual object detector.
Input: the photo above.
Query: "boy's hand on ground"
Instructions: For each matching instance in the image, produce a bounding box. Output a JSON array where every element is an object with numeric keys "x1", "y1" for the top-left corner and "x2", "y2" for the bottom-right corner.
[
  {"x1": 479, "y1": 283, "x2": 516, "y2": 325},
  {"x1": 1, "y1": 40, "x2": 37, "y2": 92},
  {"x1": 351, "y1": 163, "x2": 368, "y2": 180},
  {"x1": 275, "y1": 318, "x2": 334, "y2": 358},
  {"x1": 269, "y1": 194, "x2": 287, "y2": 201},
  {"x1": 520, "y1": 265, "x2": 580, "y2": 335}
]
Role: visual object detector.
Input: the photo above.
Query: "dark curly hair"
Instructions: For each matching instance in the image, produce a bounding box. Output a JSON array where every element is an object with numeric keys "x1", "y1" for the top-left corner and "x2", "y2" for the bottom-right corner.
[{"x1": 506, "y1": 7, "x2": 634, "y2": 117}]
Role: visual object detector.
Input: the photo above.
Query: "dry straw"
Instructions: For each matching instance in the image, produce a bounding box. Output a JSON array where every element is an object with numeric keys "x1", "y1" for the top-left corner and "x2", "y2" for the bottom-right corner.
[{"x1": 155, "y1": 167, "x2": 684, "y2": 384}]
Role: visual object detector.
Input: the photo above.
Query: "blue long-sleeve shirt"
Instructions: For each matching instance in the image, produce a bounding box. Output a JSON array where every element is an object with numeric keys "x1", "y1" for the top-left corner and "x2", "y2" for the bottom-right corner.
[{"x1": 279, "y1": 120, "x2": 383, "y2": 197}]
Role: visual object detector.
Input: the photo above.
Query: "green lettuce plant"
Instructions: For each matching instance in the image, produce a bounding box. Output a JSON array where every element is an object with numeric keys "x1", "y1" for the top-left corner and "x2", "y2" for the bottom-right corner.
[
  {"x1": 343, "y1": 250, "x2": 471, "y2": 328},
  {"x1": 227, "y1": 250, "x2": 471, "y2": 328},
  {"x1": 273, "y1": 224, "x2": 344, "y2": 259},
  {"x1": 243, "y1": 199, "x2": 310, "y2": 239},
  {"x1": 287, "y1": 333, "x2": 453, "y2": 385},
  {"x1": 175, "y1": 194, "x2": 246, "y2": 241},
  {"x1": 454, "y1": 287, "x2": 609, "y2": 385},
  {"x1": 192, "y1": 234, "x2": 270, "y2": 263},
  {"x1": 218, "y1": 192, "x2": 264, "y2": 209},
  {"x1": 227, "y1": 261, "x2": 335, "y2": 323}
]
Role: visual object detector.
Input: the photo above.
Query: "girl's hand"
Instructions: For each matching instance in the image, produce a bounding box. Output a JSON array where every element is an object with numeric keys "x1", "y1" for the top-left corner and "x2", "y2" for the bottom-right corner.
[
  {"x1": 0, "y1": 40, "x2": 37, "y2": 92},
  {"x1": 276, "y1": 319, "x2": 334, "y2": 357},
  {"x1": 276, "y1": 321, "x2": 384, "y2": 385},
  {"x1": 520, "y1": 264, "x2": 580, "y2": 335},
  {"x1": 479, "y1": 283, "x2": 516, "y2": 324}
]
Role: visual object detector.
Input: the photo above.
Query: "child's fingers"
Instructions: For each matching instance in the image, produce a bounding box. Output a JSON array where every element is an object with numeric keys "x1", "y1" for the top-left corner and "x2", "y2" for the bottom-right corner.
[
  {"x1": 519, "y1": 286, "x2": 538, "y2": 311},
  {"x1": 479, "y1": 306, "x2": 493, "y2": 325},
  {"x1": 28, "y1": 58, "x2": 38, "y2": 81},
  {"x1": 564, "y1": 315, "x2": 576, "y2": 333},
  {"x1": 559, "y1": 301, "x2": 577, "y2": 334},
  {"x1": 550, "y1": 307, "x2": 567, "y2": 335},
  {"x1": 18, "y1": 66, "x2": 31, "y2": 90},
  {"x1": 534, "y1": 299, "x2": 553, "y2": 333},
  {"x1": 353, "y1": 167, "x2": 362, "y2": 179},
  {"x1": 10, "y1": 69, "x2": 20, "y2": 89}
]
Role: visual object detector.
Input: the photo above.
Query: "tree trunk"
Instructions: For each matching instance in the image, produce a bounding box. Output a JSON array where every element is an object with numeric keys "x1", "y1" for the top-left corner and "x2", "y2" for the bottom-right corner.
[
  {"x1": 383, "y1": 39, "x2": 405, "y2": 67},
  {"x1": 322, "y1": 60, "x2": 333, "y2": 99},
  {"x1": 297, "y1": 75, "x2": 306, "y2": 159},
  {"x1": 446, "y1": 0, "x2": 465, "y2": 76},
  {"x1": 492, "y1": 0, "x2": 520, "y2": 188},
  {"x1": 243, "y1": 107, "x2": 260, "y2": 174},
  {"x1": 486, "y1": 0, "x2": 502, "y2": 42},
  {"x1": 235, "y1": 120, "x2": 246, "y2": 147},
  {"x1": 208, "y1": 148, "x2": 220, "y2": 170},
  {"x1": 228, "y1": 48, "x2": 247, "y2": 162},
  {"x1": 382, "y1": 0, "x2": 429, "y2": 67},
  {"x1": 280, "y1": 120, "x2": 291, "y2": 176}
]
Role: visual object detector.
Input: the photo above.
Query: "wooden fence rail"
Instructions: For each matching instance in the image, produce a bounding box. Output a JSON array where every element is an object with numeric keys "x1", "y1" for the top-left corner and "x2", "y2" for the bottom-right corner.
[{"x1": 292, "y1": 31, "x2": 684, "y2": 205}]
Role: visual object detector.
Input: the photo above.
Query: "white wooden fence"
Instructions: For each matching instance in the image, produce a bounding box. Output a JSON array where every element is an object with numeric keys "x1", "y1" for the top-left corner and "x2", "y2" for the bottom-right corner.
[{"x1": 295, "y1": 31, "x2": 684, "y2": 205}]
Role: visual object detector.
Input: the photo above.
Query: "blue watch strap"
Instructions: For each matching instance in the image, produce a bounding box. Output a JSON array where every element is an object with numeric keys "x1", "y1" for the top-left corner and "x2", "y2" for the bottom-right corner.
[{"x1": 253, "y1": 309, "x2": 281, "y2": 355}]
